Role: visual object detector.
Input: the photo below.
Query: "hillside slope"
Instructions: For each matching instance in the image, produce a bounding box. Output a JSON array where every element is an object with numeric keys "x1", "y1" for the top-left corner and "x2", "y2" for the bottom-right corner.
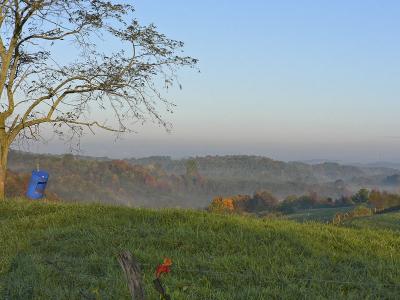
[{"x1": 0, "y1": 199, "x2": 399, "y2": 299}]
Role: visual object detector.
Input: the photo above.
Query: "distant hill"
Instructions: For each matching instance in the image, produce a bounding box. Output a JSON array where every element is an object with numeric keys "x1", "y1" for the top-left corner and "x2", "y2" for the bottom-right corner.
[
  {"x1": 7, "y1": 150, "x2": 399, "y2": 208},
  {"x1": 127, "y1": 155, "x2": 396, "y2": 183},
  {"x1": 353, "y1": 161, "x2": 400, "y2": 170}
]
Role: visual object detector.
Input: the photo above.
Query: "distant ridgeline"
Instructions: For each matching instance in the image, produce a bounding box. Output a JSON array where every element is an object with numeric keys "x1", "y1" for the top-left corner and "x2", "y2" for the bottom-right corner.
[
  {"x1": 7, "y1": 150, "x2": 400, "y2": 208},
  {"x1": 127, "y1": 155, "x2": 396, "y2": 182}
]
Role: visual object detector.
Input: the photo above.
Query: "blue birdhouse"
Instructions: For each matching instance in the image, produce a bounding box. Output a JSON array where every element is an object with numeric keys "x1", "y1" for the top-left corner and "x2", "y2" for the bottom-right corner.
[{"x1": 26, "y1": 170, "x2": 49, "y2": 200}]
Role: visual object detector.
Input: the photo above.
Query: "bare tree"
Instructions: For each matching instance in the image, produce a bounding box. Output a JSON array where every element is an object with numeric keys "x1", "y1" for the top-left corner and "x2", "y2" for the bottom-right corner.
[{"x1": 0, "y1": 0, "x2": 197, "y2": 198}]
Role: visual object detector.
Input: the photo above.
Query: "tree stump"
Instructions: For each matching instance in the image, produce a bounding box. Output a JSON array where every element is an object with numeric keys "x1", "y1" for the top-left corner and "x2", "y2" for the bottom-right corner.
[{"x1": 118, "y1": 251, "x2": 145, "y2": 300}]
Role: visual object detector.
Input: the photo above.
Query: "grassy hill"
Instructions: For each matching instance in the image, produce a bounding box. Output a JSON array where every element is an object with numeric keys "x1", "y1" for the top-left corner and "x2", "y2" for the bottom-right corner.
[
  {"x1": 344, "y1": 211, "x2": 400, "y2": 232},
  {"x1": 0, "y1": 199, "x2": 399, "y2": 299},
  {"x1": 282, "y1": 206, "x2": 400, "y2": 231},
  {"x1": 284, "y1": 207, "x2": 354, "y2": 223}
]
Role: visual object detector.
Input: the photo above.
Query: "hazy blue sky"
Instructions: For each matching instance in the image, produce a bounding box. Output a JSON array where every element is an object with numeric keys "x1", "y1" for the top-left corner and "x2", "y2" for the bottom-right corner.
[{"x1": 28, "y1": 1, "x2": 400, "y2": 162}]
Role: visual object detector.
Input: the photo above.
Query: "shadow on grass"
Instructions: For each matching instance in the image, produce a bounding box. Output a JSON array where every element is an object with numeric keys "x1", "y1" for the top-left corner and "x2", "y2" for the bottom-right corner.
[
  {"x1": 0, "y1": 229, "x2": 123, "y2": 300},
  {"x1": 2, "y1": 252, "x2": 40, "y2": 299}
]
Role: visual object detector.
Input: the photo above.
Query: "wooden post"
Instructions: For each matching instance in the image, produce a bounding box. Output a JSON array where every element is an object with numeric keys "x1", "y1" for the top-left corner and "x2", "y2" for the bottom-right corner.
[
  {"x1": 153, "y1": 277, "x2": 171, "y2": 300},
  {"x1": 118, "y1": 251, "x2": 145, "y2": 300}
]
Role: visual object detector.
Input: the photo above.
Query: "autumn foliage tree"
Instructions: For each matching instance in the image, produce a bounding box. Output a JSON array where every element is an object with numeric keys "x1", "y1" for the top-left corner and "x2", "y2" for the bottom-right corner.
[
  {"x1": 368, "y1": 190, "x2": 400, "y2": 211},
  {"x1": 0, "y1": 0, "x2": 197, "y2": 198},
  {"x1": 208, "y1": 191, "x2": 277, "y2": 214}
]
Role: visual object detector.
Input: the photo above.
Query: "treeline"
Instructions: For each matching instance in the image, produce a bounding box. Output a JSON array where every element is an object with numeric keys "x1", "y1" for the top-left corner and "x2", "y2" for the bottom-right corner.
[
  {"x1": 208, "y1": 188, "x2": 400, "y2": 214},
  {"x1": 369, "y1": 190, "x2": 400, "y2": 211}
]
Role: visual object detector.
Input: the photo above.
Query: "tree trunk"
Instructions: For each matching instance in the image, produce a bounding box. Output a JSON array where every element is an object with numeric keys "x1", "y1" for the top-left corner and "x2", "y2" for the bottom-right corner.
[
  {"x1": 0, "y1": 163, "x2": 5, "y2": 200},
  {"x1": 118, "y1": 251, "x2": 145, "y2": 300},
  {"x1": 0, "y1": 132, "x2": 9, "y2": 200}
]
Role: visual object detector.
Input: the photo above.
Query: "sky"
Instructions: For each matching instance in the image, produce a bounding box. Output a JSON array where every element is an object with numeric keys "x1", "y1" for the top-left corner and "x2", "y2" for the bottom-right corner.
[{"x1": 24, "y1": 0, "x2": 400, "y2": 163}]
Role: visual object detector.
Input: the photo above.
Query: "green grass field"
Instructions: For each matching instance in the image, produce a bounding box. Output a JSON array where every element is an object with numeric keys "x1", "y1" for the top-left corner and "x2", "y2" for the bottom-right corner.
[
  {"x1": 284, "y1": 207, "x2": 354, "y2": 223},
  {"x1": 344, "y1": 212, "x2": 400, "y2": 232},
  {"x1": 0, "y1": 199, "x2": 399, "y2": 299}
]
